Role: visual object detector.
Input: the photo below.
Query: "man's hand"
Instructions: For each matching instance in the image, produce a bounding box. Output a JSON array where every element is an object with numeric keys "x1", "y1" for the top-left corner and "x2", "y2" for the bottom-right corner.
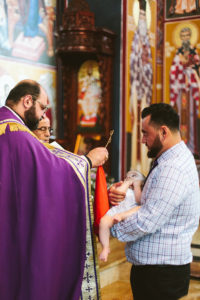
[
  {"x1": 86, "y1": 147, "x2": 108, "y2": 168},
  {"x1": 108, "y1": 182, "x2": 126, "y2": 206}
]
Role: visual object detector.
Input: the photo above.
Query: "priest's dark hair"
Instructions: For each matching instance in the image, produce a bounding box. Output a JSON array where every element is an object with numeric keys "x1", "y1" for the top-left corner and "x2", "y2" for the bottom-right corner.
[{"x1": 6, "y1": 80, "x2": 41, "y2": 104}]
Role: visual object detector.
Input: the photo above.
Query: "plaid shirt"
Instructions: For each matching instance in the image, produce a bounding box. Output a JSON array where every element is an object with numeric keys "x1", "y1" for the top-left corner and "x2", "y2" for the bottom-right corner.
[{"x1": 111, "y1": 141, "x2": 200, "y2": 265}]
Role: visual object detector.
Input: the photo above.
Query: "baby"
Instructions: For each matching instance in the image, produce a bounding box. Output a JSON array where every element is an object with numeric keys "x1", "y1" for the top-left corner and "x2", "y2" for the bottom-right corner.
[{"x1": 99, "y1": 170, "x2": 145, "y2": 262}]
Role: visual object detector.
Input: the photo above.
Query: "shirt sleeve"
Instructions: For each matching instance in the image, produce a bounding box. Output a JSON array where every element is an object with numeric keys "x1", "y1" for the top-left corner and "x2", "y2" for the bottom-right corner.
[{"x1": 111, "y1": 164, "x2": 187, "y2": 242}]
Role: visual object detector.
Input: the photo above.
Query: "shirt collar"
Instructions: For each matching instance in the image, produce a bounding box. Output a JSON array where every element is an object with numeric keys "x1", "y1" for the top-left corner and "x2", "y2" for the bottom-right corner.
[{"x1": 4, "y1": 105, "x2": 25, "y2": 125}]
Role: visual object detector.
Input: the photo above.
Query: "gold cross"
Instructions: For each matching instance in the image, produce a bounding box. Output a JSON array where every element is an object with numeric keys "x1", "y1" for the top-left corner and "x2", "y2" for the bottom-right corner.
[{"x1": 105, "y1": 130, "x2": 114, "y2": 148}]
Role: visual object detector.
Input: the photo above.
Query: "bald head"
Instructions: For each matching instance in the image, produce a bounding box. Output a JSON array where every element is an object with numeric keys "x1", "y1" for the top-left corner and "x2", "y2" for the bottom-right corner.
[
  {"x1": 6, "y1": 80, "x2": 41, "y2": 106},
  {"x1": 5, "y1": 79, "x2": 49, "y2": 131}
]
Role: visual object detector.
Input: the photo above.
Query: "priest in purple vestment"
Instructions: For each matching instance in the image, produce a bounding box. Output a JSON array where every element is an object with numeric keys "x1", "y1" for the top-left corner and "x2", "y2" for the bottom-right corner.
[{"x1": 0, "y1": 79, "x2": 108, "y2": 300}]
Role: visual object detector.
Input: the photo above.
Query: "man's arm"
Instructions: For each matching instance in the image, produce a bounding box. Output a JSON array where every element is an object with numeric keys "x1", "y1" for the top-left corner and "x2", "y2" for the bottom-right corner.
[{"x1": 111, "y1": 164, "x2": 187, "y2": 242}]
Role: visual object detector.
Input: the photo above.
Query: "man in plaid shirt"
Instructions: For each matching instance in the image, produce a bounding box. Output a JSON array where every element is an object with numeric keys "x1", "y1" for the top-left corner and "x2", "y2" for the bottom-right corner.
[{"x1": 109, "y1": 103, "x2": 200, "y2": 300}]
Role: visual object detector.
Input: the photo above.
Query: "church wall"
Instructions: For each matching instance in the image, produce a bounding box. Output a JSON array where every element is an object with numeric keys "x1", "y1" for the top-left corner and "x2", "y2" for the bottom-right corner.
[
  {"x1": 163, "y1": 1, "x2": 200, "y2": 157},
  {"x1": 0, "y1": 0, "x2": 57, "y2": 134},
  {"x1": 86, "y1": 0, "x2": 122, "y2": 180},
  {"x1": 121, "y1": 0, "x2": 200, "y2": 177},
  {"x1": 1, "y1": 0, "x2": 199, "y2": 180},
  {"x1": 122, "y1": 0, "x2": 157, "y2": 177}
]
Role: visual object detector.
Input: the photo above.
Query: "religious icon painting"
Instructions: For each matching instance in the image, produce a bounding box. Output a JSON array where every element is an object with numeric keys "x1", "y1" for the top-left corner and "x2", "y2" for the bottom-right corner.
[
  {"x1": 0, "y1": 0, "x2": 56, "y2": 65},
  {"x1": 77, "y1": 60, "x2": 103, "y2": 133},
  {"x1": 163, "y1": 19, "x2": 200, "y2": 155},
  {"x1": 125, "y1": 0, "x2": 157, "y2": 176},
  {"x1": 156, "y1": 2, "x2": 164, "y2": 65},
  {"x1": 165, "y1": 0, "x2": 200, "y2": 20}
]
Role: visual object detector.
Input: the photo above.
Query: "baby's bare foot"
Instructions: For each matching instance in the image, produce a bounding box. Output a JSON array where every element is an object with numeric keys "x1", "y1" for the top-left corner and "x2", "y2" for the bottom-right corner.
[{"x1": 99, "y1": 248, "x2": 110, "y2": 262}]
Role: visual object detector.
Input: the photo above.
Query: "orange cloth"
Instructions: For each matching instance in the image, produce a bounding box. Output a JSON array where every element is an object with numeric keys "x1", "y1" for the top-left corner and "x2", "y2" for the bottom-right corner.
[{"x1": 93, "y1": 166, "x2": 110, "y2": 236}]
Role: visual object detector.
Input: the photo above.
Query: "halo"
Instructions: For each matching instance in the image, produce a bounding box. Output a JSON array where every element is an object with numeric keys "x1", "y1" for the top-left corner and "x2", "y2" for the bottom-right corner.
[
  {"x1": 132, "y1": 0, "x2": 151, "y2": 29},
  {"x1": 172, "y1": 22, "x2": 199, "y2": 48},
  {"x1": 78, "y1": 60, "x2": 100, "y2": 80}
]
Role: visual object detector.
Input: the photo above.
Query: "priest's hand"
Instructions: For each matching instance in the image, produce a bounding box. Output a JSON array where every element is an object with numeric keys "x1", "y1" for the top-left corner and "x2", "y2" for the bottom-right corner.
[
  {"x1": 108, "y1": 182, "x2": 126, "y2": 206},
  {"x1": 86, "y1": 147, "x2": 109, "y2": 168}
]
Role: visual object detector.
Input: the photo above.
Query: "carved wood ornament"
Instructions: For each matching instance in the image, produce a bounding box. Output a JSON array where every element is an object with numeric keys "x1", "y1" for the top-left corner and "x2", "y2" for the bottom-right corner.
[{"x1": 56, "y1": 0, "x2": 115, "y2": 160}]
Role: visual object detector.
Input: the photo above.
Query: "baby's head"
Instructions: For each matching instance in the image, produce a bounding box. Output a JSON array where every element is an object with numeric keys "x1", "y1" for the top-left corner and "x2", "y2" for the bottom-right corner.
[{"x1": 125, "y1": 170, "x2": 145, "y2": 187}]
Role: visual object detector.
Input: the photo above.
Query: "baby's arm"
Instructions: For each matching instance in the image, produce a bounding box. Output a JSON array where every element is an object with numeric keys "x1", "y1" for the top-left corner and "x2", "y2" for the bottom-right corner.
[
  {"x1": 133, "y1": 180, "x2": 142, "y2": 204},
  {"x1": 113, "y1": 205, "x2": 140, "y2": 223},
  {"x1": 98, "y1": 215, "x2": 115, "y2": 262},
  {"x1": 114, "y1": 180, "x2": 132, "y2": 193}
]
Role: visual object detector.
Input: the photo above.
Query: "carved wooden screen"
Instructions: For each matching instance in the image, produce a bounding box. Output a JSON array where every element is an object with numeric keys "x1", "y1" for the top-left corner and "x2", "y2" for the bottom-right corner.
[{"x1": 55, "y1": 0, "x2": 115, "y2": 168}]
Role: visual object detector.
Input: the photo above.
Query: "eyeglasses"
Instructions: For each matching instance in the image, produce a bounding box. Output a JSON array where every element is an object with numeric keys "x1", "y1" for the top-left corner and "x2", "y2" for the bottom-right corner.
[
  {"x1": 36, "y1": 127, "x2": 53, "y2": 134},
  {"x1": 36, "y1": 99, "x2": 49, "y2": 112}
]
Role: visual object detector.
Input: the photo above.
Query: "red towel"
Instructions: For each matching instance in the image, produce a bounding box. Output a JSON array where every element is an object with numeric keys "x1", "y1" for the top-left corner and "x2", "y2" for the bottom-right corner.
[{"x1": 93, "y1": 166, "x2": 110, "y2": 236}]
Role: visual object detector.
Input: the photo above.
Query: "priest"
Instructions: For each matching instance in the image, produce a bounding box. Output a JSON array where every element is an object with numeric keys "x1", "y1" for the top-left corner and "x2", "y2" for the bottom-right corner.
[{"x1": 0, "y1": 79, "x2": 108, "y2": 300}]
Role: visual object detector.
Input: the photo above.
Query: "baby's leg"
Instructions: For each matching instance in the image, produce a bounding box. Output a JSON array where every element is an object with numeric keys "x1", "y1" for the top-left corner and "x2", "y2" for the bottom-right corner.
[{"x1": 99, "y1": 215, "x2": 114, "y2": 262}]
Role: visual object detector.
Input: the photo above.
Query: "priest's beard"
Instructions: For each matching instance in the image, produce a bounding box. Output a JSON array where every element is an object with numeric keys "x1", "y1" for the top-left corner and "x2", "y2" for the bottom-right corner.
[
  {"x1": 147, "y1": 135, "x2": 163, "y2": 158},
  {"x1": 24, "y1": 105, "x2": 40, "y2": 130}
]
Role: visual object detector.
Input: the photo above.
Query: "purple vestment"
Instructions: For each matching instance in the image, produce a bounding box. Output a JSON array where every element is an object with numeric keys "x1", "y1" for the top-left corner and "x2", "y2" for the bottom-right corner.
[{"x1": 0, "y1": 106, "x2": 99, "y2": 299}]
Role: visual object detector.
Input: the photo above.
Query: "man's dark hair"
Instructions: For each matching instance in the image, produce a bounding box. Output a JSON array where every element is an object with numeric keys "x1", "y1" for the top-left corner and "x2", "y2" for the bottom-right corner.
[
  {"x1": 5, "y1": 81, "x2": 41, "y2": 105},
  {"x1": 142, "y1": 103, "x2": 179, "y2": 131}
]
